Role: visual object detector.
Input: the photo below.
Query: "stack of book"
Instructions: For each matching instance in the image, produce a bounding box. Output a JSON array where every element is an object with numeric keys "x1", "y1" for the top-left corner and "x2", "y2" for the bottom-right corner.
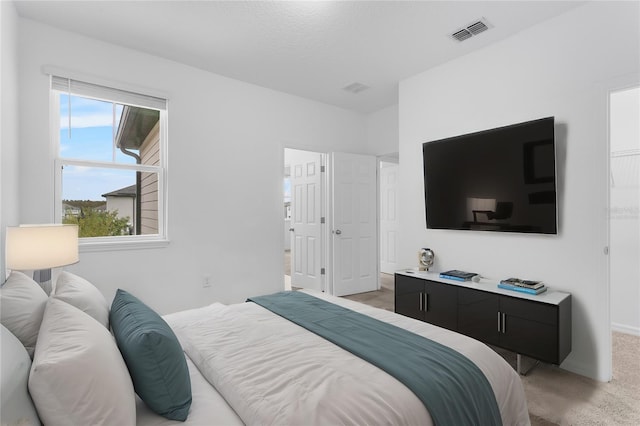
[
  {"x1": 439, "y1": 270, "x2": 478, "y2": 281},
  {"x1": 498, "y1": 278, "x2": 547, "y2": 295}
]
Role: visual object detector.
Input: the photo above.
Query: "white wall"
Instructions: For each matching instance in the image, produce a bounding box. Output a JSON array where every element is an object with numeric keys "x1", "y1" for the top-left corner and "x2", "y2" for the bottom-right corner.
[
  {"x1": 17, "y1": 18, "x2": 367, "y2": 314},
  {"x1": 610, "y1": 87, "x2": 640, "y2": 335},
  {"x1": 0, "y1": 1, "x2": 20, "y2": 279},
  {"x1": 399, "y1": 2, "x2": 639, "y2": 381},
  {"x1": 365, "y1": 104, "x2": 399, "y2": 156}
]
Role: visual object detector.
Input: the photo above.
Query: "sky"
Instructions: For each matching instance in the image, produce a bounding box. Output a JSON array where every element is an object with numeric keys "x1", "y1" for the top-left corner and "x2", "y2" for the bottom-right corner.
[{"x1": 60, "y1": 94, "x2": 139, "y2": 201}]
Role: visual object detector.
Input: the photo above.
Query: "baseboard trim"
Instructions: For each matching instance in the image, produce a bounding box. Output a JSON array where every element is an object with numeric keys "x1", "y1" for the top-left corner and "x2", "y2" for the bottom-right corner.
[
  {"x1": 612, "y1": 322, "x2": 640, "y2": 336},
  {"x1": 560, "y1": 358, "x2": 602, "y2": 381}
]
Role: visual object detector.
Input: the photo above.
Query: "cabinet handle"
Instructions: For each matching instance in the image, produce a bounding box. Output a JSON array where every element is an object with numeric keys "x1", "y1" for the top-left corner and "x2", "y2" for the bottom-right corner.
[
  {"x1": 424, "y1": 293, "x2": 429, "y2": 312},
  {"x1": 497, "y1": 312, "x2": 501, "y2": 332},
  {"x1": 419, "y1": 292, "x2": 424, "y2": 311},
  {"x1": 502, "y1": 313, "x2": 506, "y2": 334}
]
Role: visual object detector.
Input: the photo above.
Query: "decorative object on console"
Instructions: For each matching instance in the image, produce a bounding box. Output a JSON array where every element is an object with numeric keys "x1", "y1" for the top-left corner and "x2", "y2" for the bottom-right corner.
[
  {"x1": 418, "y1": 248, "x2": 435, "y2": 271},
  {"x1": 499, "y1": 277, "x2": 547, "y2": 294},
  {"x1": 500, "y1": 277, "x2": 545, "y2": 289},
  {"x1": 498, "y1": 281, "x2": 547, "y2": 294},
  {"x1": 439, "y1": 270, "x2": 478, "y2": 281},
  {"x1": 5, "y1": 224, "x2": 79, "y2": 295}
]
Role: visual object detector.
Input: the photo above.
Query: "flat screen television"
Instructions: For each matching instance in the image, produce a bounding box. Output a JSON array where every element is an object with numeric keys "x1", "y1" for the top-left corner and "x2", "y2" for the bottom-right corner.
[{"x1": 423, "y1": 117, "x2": 557, "y2": 234}]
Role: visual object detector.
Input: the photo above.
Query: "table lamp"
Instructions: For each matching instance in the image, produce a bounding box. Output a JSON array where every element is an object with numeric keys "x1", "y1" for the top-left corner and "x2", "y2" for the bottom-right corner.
[{"x1": 5, "y1": 224, "x2": 79, "y2": 294}]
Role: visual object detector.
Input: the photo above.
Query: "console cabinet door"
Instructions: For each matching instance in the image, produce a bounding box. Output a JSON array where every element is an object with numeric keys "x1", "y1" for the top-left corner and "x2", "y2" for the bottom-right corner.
[
  {"x1": 395, "y1": 275, "x2": 458, "y2": 329},
  {"x1": 423, "y1": 281, "x2": 457, "y2": 331},
  {"x1": 457, "y1": 288, "x2": 500, "y2": 346},
  {"x1": 499, "y1": 296, "x2": 559, "y2": 364},
  {"x1": 394, "y1": 275, "x2": 424, "y2": 321}
]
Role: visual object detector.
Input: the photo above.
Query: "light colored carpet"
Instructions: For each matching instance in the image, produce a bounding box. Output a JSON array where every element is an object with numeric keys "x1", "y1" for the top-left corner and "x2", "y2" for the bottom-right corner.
[
  {"x1": 525, "y1": 331, "x2": 640, "y2": 425},
  {"x1": 342, "y1": 275, "x2": 640, "y2": 425}
]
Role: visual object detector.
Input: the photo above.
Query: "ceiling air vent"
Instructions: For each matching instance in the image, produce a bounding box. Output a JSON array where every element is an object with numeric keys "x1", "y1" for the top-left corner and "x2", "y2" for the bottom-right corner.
[
  {"x1": 451, "y1": 18, "x2": 491, "y2": 42},
  {"x1": 343, "y1": 82, "x2": 370, "y2": 94},
  {"x1": 451, "y1": 28, "x2": 473, "y2": 42}
]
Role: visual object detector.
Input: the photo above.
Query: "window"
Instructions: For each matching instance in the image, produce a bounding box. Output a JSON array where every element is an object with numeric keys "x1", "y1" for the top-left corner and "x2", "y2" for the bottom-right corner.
[{"x1": 50, "y1": 72, "x2": 168, "y2": 247}]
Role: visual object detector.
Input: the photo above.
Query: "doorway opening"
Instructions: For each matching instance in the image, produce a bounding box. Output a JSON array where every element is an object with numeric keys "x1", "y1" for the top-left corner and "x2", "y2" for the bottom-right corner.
[
  {"x1": 608, "y1": 85, "x2": 640, "y2": 385},
  {"x1": 609, "y1": 86, "x2": 640, "y2": 336},
  {"x1": 283, "y1": 148, "x2": 326, "y2": 293},
  {"x1": 379, "y1": 154, "x2": 399, "y2": 296},
  {"x1": 284, "y1": 162, "x2": 291, "y2": 290},
  {"x1": 342, "y1": 154, "x2": 398, "y2": 308},
  {"x1": 284, "y1": 148, "x2": 379, "y2": 296}
]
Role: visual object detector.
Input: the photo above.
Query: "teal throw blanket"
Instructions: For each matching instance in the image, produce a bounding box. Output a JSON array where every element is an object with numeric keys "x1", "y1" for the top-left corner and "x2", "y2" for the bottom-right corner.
[{"x1": 248, "y1": 291, "x2": 502, "y2": 426}]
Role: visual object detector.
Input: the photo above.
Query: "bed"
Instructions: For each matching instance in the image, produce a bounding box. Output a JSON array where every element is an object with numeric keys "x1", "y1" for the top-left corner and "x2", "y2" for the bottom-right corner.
[{"x1": 1, "y1": 271, "x2": 530, "y2": 426}]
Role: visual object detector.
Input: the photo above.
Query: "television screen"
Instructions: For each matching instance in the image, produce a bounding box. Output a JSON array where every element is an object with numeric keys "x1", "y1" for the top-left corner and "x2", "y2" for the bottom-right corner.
[{"x1": 423, "y1": 117, "x2": 557, "y2": 234}]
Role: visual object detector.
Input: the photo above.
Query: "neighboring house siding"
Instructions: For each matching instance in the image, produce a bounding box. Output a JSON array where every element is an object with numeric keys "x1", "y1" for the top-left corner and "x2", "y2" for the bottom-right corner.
[
  {"x1": 140, "y1": 122, "x2": 160, "y2": 234},
  {"x1": 105, "y1": 196, "x2": 135, "y2": 231}
]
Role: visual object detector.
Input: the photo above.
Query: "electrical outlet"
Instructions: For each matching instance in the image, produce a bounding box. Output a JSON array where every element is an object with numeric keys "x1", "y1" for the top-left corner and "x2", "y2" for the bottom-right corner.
[{"x1": 202, "y1": 275, "x2": 212, "y2": 288}]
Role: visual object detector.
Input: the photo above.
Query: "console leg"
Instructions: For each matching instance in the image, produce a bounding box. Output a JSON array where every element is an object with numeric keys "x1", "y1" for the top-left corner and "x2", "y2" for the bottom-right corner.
[{"x1": 517, "y1": 354, "x2": 539, "y2": 376}]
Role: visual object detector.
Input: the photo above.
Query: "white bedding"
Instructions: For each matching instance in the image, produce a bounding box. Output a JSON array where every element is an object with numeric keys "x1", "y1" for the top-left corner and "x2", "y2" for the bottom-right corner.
[
  {"x1": 164, "y1": 291, "x2": 530, "y2": 426},
  {"x1": 136, "y1": 356, "x2": 243, "y2": 426}
]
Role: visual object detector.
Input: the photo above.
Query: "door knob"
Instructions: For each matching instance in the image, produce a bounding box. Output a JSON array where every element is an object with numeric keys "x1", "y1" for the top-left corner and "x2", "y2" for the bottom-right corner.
[
  {"x1": 289, "y1": 228, "x2": 295, "y2": 232},
  {"x1": 334, "y1": 229, "x2": 342, "y2": 235}
]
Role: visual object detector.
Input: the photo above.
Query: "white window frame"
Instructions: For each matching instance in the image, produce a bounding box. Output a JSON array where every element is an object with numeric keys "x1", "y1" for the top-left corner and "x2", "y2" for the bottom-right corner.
[{"x1": 47, "y1": 67, "x2": 169, "y2": 251}]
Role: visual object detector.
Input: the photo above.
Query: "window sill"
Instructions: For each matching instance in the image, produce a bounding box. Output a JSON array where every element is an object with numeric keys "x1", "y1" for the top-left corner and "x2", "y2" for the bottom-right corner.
[{"x1": 79, "y1": 237, "x2": 170, "y2": 253}]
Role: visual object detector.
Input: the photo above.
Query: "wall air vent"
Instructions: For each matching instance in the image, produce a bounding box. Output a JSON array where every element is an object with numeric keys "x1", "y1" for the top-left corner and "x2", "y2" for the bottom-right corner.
[
  {"x1": 451, "y1": 18, "x2": 492, "y2": 42},
  {"x1": 343, "y1": 82, "x2": 370, "y2": 94}
]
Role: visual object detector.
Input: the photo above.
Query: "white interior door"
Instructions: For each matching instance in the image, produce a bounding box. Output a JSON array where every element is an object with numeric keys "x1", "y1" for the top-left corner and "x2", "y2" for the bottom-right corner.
[
  {"x1": 289, "y1": 149, "x2": 323, "y2": 291},
  {"x1": 331, "y1": 152, "x2": 378, "y2": 296},
  {"x1": 380, "y1": 161, "x2": 399, "y2": 274}
]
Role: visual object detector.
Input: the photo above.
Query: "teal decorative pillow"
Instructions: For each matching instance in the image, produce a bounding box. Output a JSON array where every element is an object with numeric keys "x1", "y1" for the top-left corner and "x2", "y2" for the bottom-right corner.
[{"x1": 110, "y1": 289, "x2": 192, "y2": 421}]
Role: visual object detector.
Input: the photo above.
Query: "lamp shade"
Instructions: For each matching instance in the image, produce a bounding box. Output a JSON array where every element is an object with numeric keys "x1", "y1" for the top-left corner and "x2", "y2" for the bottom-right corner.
[{"x1": 6, "y1": 224, "x2": 79, "y2": 270}]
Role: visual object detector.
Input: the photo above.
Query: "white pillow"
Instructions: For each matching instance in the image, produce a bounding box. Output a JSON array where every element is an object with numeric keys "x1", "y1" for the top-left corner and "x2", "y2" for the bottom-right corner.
[
  {"x1": 0, "y1": 271, "x2": 48, "y2": 358},
  {"x1": 53, "y1": 271, "x2": 109, "y2": 328},
  {"x1": 1, "y1": 325, "x2": 41, "y2": 426},
  {"x1": 29, "y1": 298, "x2": 135, "y2": 426}
]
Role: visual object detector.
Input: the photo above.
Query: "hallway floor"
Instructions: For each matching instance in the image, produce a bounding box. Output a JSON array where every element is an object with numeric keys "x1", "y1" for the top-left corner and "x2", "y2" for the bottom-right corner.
[{"x1": 284, "y1": 250, "x2": 394, "y2": 309}]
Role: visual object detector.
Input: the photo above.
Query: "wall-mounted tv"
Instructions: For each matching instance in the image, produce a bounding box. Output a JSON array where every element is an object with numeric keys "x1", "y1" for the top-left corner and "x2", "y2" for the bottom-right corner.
[{"x1": 423, "y1": 117, "x2": 557, "y2": 234}]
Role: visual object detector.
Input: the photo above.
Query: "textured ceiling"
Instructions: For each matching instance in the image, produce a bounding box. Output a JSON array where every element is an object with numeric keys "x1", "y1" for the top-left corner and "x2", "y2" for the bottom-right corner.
[{"x1": 14, "y1": 1, "x2": 583, "y2": 113}]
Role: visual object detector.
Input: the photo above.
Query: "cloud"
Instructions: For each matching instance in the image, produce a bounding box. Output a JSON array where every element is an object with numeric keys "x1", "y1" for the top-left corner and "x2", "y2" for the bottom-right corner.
[
  {"x1": 63, "y1": 165, "x2": 92, "y2": 175},
  {"x1": 60, "y1": 113, "x2": 117, "y2": 130},
  {"x1": 59, "y1": 94, "x2": 123, "y2": 129}
]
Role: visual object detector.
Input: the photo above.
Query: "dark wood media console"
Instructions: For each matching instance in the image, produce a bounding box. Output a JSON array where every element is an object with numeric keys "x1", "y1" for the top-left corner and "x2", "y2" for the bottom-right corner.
[{"x1": 395, "y1": 271, "x2": 571, "y2": 373}]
